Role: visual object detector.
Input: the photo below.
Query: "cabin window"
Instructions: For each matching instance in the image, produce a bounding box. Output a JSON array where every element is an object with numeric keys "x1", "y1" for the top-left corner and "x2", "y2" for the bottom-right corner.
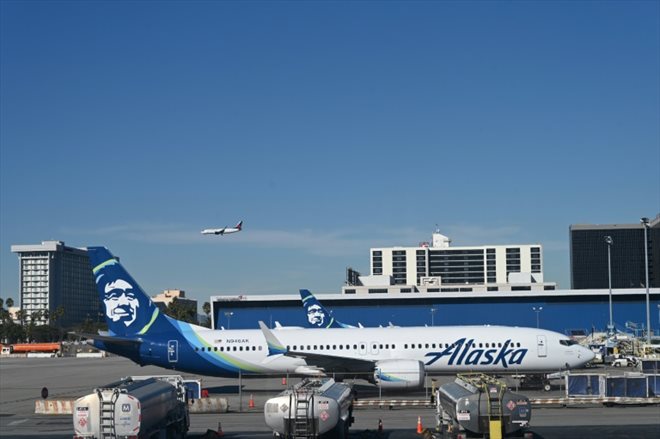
[
  {"x1": 385, "y1": 344, "x2": 389, "y2": 349},
  {"x1": 258, "y1": 346, "x2": 262, "y2": 351},
  {"x1": 379, "y1": 344, "x2": 383, "y2": 349},
  {"x1": 418, "y1": 344, "x2": 422, "y2": 349},
  {"x1": 307, "y1": 345, "x2": 311, "y2": 350},
  {"x1": 239, "y1": 346, "x2": 243, "y2": 351},
  {"x1": 233, "y1": 347, "x2": 237, "y2": 351},
  {"x1": 479, "y1": 343, "x2": 483, "y2": 348},
  {"x1": 425, "y1": 344, "x2": 429, "y2": 348},
  {"x1": 214, "y1": 347, "x2": 218, "y2": 352},
  {"x1": 313, "y1": 345, "x2": 318, "y2": 350},
  {"x1": 498, "y1": 343, "x2": 502, "y2": 348},
  {"x1": 516, "y1": 342, "x2": 521, "y2": 347},
  {"x1": 404, "y1": 344, "x2": 408, "y2": 349},
  {"x1": 353, "y1": 344, "x2": 358, "y2": 350},
  {"x1": 392, "y1": 344, "x2": 396, "y2": 349},
  {"x1": 333, "y1": 345, "x2": 337, "y2": 350},
  {"x1": 485, "y1": 343, "x2": 489, "y2": 348}
]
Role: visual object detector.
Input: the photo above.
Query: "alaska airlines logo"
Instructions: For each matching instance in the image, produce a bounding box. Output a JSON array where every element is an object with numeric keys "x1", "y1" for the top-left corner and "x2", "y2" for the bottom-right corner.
[
  {"x1": 306, "y1": 304, "x2": 325, "y2": 327},
  {"x1": 424, "y1": 338, "x2": 527, "y2": 368}
]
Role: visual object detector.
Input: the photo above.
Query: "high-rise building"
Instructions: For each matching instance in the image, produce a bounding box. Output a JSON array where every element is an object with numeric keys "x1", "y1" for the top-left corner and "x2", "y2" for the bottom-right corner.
[
  {"x1": 10, "y1": 241, "x2": 99, "y2": 327},
  {"x1": 343, "y1": 230, "x2": 556, "y2": 294},
  {"x1": 570, "y1": 215, "x2": 660, "y2": 289}
]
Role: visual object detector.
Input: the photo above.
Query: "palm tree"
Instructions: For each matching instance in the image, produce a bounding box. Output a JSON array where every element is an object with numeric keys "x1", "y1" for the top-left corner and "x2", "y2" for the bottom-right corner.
[
  {"x1": 0, "y1": 298, "x2": 4, "y2": 310},
  {"x1": 6, "y1": 298, "x2": 14, "y2": 308}
]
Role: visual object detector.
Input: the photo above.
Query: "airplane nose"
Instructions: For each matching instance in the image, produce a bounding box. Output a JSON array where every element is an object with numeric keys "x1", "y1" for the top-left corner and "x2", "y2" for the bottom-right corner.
[{"x1": 579, "y1": 346, "x2": 595, "y2": 362}]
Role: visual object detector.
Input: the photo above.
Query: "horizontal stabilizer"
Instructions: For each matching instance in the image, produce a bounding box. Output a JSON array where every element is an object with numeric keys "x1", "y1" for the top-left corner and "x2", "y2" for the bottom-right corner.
[{"x1": 69, "y1": 331, "x2": 143, "y2": 347}]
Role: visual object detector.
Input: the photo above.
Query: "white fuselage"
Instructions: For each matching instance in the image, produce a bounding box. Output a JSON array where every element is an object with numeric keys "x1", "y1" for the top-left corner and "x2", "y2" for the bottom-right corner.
[{"x1": 186, "y1": 324, "x2": 594, "y2": 375}]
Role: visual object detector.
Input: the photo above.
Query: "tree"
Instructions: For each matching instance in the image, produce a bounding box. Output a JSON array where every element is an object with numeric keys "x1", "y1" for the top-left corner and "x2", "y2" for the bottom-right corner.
[
  {"x1": 202, "y1": 302, "x2": 211, "y2": 328},
  {"x1": 6, "y1": 298, "x2": 14, "y2": 308},
  {"x1": 0, "y1": 298, "x2": 4, "y2": 310},
  {"x1": 165, "y1": 298, "x2": 197, "y2": 324}
]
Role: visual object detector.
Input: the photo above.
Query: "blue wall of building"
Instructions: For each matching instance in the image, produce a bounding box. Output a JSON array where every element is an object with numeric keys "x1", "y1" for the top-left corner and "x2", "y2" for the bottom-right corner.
[{"x1": 214, "y1": 295, "x2": 659, "y2": 335}]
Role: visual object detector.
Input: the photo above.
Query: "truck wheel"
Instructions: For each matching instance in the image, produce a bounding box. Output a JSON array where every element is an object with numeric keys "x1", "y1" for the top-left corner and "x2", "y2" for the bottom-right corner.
[{"x1": 543, "y1": 383, "x2": 552, "y2": 392}]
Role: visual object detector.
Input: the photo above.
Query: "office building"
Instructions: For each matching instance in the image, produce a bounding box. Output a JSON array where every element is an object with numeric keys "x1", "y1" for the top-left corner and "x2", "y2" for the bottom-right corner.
[
  {"x1": 570, "y1": 215, "x2": 660, "y2": 289},
  {"x1": 10, "y1": 241, "x2": 98, "y2": 327},
  {"x1": 342, "y1": 230, "x2": 556, "y2": 294}
]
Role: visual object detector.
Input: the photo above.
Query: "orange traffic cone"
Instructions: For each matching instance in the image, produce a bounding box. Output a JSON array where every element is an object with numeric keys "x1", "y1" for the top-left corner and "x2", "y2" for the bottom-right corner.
[
  {"x1": 416, "y1": 416, "x2": 423, "y2": 434},
  {"x1": 248, "y1": 394, "x2": 255, "y2": 409}
]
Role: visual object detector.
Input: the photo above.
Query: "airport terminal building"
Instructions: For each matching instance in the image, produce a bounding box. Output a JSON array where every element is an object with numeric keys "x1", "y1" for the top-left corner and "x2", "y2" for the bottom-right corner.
[{"x1": 211, "y1": 227, "x2": 660, "y2": 336}]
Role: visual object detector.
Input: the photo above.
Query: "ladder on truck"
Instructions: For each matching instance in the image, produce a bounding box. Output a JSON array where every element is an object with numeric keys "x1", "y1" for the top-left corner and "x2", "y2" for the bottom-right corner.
[
  {"x1": 288, "y1": 392, "x2": 316, "y2": 439},
  {"x1": 458, "y1": 373, "x2": 507, "y2": 439},
  {"x1": 97, "y1": 388, "x2": 120, "y2": 439}
]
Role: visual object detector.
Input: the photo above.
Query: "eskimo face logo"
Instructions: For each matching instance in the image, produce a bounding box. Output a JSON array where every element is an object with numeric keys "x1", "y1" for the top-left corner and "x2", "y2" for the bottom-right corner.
[
  {"x1": 307, "y1": 304, "x2": 325, "y2": 326},
  {"x1": 103, "y1": 279, "x2": 140, "y2": 327}
]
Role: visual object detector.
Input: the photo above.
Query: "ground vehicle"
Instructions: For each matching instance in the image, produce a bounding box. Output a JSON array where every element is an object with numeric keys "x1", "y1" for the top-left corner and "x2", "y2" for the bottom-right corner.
[
  {"x1": 265, "y1": 378, "x2": 355, "y2": 439},
  {"x1": 612, "y1": 356, "x2": 637, "y2": 367},
  {"x1": 73, "y1": 376, "x2": 189, "y2": 439},
  {"x1": 0, "y1": 342, "x2": 61, "y2": 354}
]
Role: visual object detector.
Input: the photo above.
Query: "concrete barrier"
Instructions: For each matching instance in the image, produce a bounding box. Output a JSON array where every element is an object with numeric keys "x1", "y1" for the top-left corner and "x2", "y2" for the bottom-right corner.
[
  {"x1": 188, "y1": 397, "x2": 229, "y2": 413},
  {"x1": 35, "y1": 400, "x2": 74, "y2": 415}
]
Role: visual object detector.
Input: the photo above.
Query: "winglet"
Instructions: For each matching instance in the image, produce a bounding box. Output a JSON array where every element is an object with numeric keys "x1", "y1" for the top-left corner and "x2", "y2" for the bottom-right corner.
[{"x1": 258, "y1": 321, "x2": 287, "y2": 356}]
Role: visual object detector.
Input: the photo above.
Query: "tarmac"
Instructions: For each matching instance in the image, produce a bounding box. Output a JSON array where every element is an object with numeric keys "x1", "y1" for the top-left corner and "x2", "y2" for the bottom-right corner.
[{"x1": 1, "y1": 356, "x2": 658, "y2": 438}]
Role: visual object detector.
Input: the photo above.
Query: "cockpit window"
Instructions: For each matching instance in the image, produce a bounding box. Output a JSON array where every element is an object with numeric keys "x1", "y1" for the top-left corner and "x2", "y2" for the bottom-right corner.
[{"x1": 559, "y1": 339, "x2": 578, "y2": 346}]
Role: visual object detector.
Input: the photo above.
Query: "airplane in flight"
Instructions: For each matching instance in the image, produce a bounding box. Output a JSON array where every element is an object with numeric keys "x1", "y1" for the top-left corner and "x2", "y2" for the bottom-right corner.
[
  {"x1": 201, "y1": 220, "x2": 243, "y2": 236},
  {"x1": 84, "y1": 246, "x2": 594, "y2": 389}
]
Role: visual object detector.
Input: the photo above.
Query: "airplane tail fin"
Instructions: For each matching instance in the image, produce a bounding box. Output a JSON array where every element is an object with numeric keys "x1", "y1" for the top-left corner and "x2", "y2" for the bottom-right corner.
[
  {"x1": 300, "y1": 289, "x2": 352, "y2": 328},
  {"x1": 236, "y1": 220, "x2": 243, "y2": 230},
  {"x1": 87, "y1": 247, "x2": 165, "y2": 337}
]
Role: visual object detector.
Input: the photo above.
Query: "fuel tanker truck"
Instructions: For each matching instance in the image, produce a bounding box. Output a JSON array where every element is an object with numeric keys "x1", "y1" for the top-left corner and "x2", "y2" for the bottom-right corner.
[
  {"x1": 436, "y1": 373, "x2": 533, "y2": 439},
  {"x1": 73, "y1": 376, "x2": 189, "y2": 439},
  {"x1": 265, "y1": 378, "x2": 355, "y2": 439}
]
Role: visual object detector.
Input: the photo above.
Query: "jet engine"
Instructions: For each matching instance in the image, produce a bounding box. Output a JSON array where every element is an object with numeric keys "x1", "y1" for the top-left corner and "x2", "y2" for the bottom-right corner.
[{"x1": 374, "y1": 359, "x2": 425, "y2": 390}]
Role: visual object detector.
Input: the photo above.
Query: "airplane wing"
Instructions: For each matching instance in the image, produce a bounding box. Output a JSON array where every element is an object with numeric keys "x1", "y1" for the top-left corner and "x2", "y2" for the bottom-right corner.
[
  {"x1": 258, "y1": 321, "x2": 375, "y2": 374},
  {"x1": 286, "y1": 350, "x2": 376, "y2": 374}
]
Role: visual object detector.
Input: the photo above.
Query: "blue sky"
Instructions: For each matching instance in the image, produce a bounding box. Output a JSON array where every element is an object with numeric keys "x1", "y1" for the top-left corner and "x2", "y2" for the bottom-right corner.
[{"x1": 1, "y1": 0, "x2": 659, "y2": 304}]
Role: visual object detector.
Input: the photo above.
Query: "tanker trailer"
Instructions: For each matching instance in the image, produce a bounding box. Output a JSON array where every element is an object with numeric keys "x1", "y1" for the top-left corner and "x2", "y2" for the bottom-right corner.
[
  {"x1": 437, "y1": 373, "x2": 532, "y2": 438},
  {"x1": 73, "y1": 377, "x2": 189, "y2": 439},
  {"x1": 265, "y1": 378, "x2": 355, "y2": 439}
]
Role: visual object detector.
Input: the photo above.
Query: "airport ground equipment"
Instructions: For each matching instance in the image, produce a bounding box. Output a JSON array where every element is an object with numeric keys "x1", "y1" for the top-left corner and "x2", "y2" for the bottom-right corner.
[
  {"x1": 264, "y1": 378, "x2": 355, "y2": 439},
  {"x1": 72, "y1": 376, "x2": 189, "y2": 439},
  {"x1": 436, "y1": 373, "x2": 532, "y2": 439}
]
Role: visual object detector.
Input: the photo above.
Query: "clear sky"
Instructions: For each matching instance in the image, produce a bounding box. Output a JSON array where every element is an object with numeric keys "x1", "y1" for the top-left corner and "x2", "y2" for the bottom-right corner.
[{"x1": 1, "y1": 1, "x2": 659, "y2": 305}]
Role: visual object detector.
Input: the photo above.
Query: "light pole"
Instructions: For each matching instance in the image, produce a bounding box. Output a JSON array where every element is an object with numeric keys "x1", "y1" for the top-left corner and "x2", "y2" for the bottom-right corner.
[
  {"x1": 605, "y1": 236, "x2": 614, "y2": 335},
  {"x1": 224, "y1": 311, "x2": 234, "y2": 330},
  {"x1": 430, "y1": 308, "x2": 437, "y2": 327},
  {"x1": 533, "y1": 306, "x2": 543, "y2": 328},
  {"x1": 641, "y1": 217, "x2": 651, "y2": 344}
]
